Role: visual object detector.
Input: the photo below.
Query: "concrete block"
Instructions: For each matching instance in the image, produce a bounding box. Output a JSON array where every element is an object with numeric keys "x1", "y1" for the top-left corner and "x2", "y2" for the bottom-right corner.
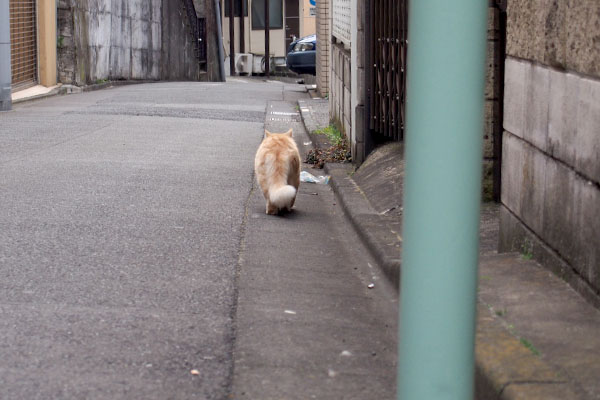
[
  {"x1": 523, "y1": 62, "x2": 550, "y2": 152},
  {"x1": 574, "y1": 76, "x2": 600, "y2": 181},
  {"x1": 578, "y1": 179, "x2": 600, "y2": 291},
  {"x1": 487, "y1": 7, "x2": 499, "y2": 40},
  {"x1": 354, "y1": 105, "x2": 365, "y2": 143},
  {"x1": 566, "y1": 0, "x2": 600, "y2": 77},
  {"x1": 354, "y1": 142, "x2": 365, "y2": 165},
  {"x1": 356, "y1": 68, "x2": 365, "y2": 107},
  {"x1": 343, "y1": 54, "x2": 351, "y2": 90},
  {"x1": 506, "y1": 0, "x2": 540, "y2": 61},
  {"x1": 548, "y1": 69, "x2": 578, "y2": 165},
  {"x1": 541, "y1": 159, "x2": 579, "y2": 275},
  {"x1": 506, "y1": 0, "x2": 600, "y2": 76},
  {"x1": 328, "y1": 92, "x2": 334, "y2": 120},
  {"x1": 501, "y1": 133, "x2": 546, "y2": 234},
  {"x1": 485, "y1": 40, "x2": 499, "y2": 100},
  {"x1": 152, "y1": 0, "x2": 162, "y2": 22},
  {"x1": 131, "y1": 18, "x2": 150, "y2": 50},
  {"x1": 356, "y1": 31, "x2": 364, "y2": 70},
  {"x1": 499, "y1": 205, "x2": 600, "y2": 307},
  {"x1": 343, "y1": 115, "x2": 351, "y2": 140},
  {"x1": 548, "y1": 70, "x2": 600, "y2": 183},
  {"x1": 343, "y1": 86, "x2": 351, "y2": 125},
  {"x1": 151, "y1": 21, "x2": 161, "y2": 52},
  {"x1": 543, "y1": 0, "x2": 567, "y2": 70},
  {"x1": 481, "y1": 159, "x2": 495, "y2": 202},
  {"x1": 331, "y1": 45, "x2": 337, "y2": 73},
  {"x1": 109, "y1": 45, "x2": 130, "y2": 78},
  {"x1": 503, "y1": 57, "x2": 526, "y2": 139},
  {"x1": 357, "y1": 0, "x2": 365, "y2": 32},
  {"x1": 483, "y1": 100, "x2": 498, "y2": 159},
  {"x1": 542, "y1": 158, "x2": 600, "y2": 292}
]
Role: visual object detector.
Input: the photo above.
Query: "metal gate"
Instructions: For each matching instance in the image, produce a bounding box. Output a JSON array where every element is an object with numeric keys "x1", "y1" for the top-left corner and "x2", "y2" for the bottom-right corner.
[
  {"x1": 9, "y1": 0, "x2": 38, "y2": 90},
  {"x1": 366, "y1": 0, "x2": 407, "y2": 142}
]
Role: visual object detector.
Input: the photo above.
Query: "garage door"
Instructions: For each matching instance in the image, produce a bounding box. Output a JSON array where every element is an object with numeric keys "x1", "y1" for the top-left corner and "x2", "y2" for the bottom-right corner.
[{"x1": 9, "y1": 0, "x2": 38, "y2": 90}]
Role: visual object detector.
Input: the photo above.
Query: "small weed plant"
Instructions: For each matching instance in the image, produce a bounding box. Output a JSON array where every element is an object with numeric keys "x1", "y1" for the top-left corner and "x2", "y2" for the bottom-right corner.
[
  {"x1": 305, "y1": 124, "x2": 351, "y2": 168},
  {"x1": 520, "y1": 240, "x2": 533, "y2": 260},
  {"x1": 314, "y1": 125, "x2": 344, "y2": 146},
  {"x1": 520, "y1": 337, "x2": 540, "y2": 356}
]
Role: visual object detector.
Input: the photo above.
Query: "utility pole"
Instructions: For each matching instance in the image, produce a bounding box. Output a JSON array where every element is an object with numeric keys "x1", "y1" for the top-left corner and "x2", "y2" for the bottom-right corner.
[
  {"x1": 397, "y1": 1, "x2": 488, "y2": 399},
  {"x1": 0, "y1": 0, "x2": 12, "y2": 111},
  {"x1": 229, "y1": 0, "x2": 236, "y2": 75},
  {"x1": 239, "y1": 0, "x2": 245, "y2": 53},
  {"x1": 264, "y1": 0, "x2": 269, "y2": 77}
]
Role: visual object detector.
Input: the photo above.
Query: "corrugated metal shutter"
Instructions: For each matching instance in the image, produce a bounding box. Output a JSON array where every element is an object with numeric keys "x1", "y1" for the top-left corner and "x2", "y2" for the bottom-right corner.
[{"x1": 9, "y1": 0, "x2": 38, "y2": 90}]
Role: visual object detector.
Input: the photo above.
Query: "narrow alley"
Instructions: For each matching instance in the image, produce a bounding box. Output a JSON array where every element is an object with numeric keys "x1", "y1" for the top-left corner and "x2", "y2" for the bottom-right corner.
[{"x1": 0, "y1": 80, "x2": 397, "y2": 399}]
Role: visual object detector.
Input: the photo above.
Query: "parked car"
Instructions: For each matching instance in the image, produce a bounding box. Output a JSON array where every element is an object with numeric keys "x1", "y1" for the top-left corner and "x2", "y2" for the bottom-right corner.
[{"x1": 286, "y1": 34, "x2": 316, "y2": 75}]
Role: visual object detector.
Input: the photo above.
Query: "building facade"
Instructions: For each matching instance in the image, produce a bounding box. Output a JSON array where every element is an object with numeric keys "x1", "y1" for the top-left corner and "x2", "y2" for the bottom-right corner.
[{"x1": 220, "y1": 0, "x2": 316, "y2": 73}]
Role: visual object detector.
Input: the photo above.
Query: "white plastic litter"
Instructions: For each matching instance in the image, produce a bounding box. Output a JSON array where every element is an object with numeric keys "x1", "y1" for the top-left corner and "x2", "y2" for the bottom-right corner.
[{"x1": 300, "y1": 171, "x2": 330, "y2": 184}]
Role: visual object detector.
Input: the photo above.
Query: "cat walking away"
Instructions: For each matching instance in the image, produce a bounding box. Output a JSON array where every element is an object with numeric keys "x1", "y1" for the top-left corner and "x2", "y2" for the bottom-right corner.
[{"x1": 254, "y1": 129, "x2": 301, "y2": 215}]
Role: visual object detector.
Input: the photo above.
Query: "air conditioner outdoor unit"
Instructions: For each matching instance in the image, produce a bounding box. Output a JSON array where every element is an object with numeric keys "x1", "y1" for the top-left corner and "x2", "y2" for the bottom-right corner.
[
  {"x1": 252, "y1": 55, "x2": 265, "y2": 74},
  {"x1": 235, "y1": 54, "x2": 253, "y2": 75}
]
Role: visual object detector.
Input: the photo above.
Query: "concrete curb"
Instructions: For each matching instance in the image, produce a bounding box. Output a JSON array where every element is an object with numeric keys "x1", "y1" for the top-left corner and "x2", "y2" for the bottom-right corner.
[
  {"x1": 296, "y1": 98, "x2": 585, "y2": 400},
  {"x1": 12, "y1": 80, "x2": 160, "y2": 105},
  {"x1": 324, "y1": 163, "x2": 401, "y2": 287},
  {"x1": 475, "y1": 303, "x2": 579, "y2": 399}
]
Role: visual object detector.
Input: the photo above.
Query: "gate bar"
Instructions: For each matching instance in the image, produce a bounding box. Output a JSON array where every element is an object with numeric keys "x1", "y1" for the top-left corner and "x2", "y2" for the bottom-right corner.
[
  {"x1": 398, "y1": 0, "x2": 487, "y2": 399},
  {"x1": 229, "y1": 0, "x2": 236, "y2": 75},
  {"x1": 264, "y1": 0, "x2": 270, "y2": 77},
  {"x1": 0, "y1": 0, "x2": 11, "y2": 111}
]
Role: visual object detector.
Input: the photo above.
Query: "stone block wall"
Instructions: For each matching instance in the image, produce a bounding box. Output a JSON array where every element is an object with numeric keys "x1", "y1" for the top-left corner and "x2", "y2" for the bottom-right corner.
[
  {"x1": 57, "y1": 0, "x2": 209, "y2": 85},
  {"x1": 499, "y1": 0, "x2": 600, "y2": 304},
  {"x1": 315, "y1": 0, "x2": 330, "y2": 97},
  {"x1": 329, "y1": 42, "x2": 351, "y2": 141}
]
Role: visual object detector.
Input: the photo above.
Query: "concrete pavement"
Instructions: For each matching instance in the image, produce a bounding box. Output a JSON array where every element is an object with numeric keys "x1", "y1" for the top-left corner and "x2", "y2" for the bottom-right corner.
[
  {"x1": 1, "y1": 80, "x2": 271, "y2": 399},
  {"x1": 1, "y1": 79, "x2": 399, "y2": 399}
]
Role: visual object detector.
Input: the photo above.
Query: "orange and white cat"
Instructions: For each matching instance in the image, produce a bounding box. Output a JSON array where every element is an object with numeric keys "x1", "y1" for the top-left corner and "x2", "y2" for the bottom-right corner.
[{"x1": 254, "y1": 129, "x2": 301, "y2": 215}]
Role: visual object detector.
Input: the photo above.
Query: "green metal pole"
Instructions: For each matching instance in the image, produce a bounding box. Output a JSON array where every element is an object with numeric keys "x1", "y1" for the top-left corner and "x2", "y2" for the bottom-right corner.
[{"x1": 398, "y1": 1, "x2": 488, "y2": 399}]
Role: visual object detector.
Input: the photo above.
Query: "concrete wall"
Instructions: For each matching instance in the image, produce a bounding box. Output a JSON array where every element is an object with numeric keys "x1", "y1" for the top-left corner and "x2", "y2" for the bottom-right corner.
[
  {"x1": 329, "y1": 42, "x2": 351, "y2": 142},
  {"x1": 499, "y1": 0, "x2": 600, "y2": 303},
  {"x1": 57, "y1": 0, "x2": 210, "y2": 85},
  {"x1": 315, "y1": 0, "x2": 329, "y2": 96}
]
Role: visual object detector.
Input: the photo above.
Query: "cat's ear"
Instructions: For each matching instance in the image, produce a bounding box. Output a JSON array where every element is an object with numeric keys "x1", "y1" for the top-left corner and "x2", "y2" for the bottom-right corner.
[
  {"x1": 285, "y1": 128, "x2": 293, "y2": 137},
  {"x1": 265, "y1": 129, "x2": 272, "y2": 138}
]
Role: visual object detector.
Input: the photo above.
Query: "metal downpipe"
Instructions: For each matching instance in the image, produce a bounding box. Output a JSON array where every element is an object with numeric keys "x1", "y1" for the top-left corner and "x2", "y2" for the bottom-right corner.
[
  {"x1": 214, "y1": 0, "x2": 226, "y2": 82},
  {"x1": 398, "y1": 1, "x2": 488, "y2": 399}
]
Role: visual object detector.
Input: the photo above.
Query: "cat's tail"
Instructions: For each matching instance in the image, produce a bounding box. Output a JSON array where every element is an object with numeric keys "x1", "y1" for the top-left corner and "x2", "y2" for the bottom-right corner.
[{"x1": 269, "y1": 185, "x2": 297, "y2": 209}]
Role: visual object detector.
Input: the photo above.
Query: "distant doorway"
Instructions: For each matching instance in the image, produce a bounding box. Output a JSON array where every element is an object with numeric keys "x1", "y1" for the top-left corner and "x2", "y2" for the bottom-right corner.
[{"x1": 284, "y1": 0, "x2": 299, "y2": 51}]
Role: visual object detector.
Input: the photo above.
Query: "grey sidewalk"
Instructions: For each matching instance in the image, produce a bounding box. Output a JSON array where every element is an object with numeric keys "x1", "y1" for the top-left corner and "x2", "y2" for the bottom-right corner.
[
  {"x1": 298, "y1": 96, "x2": 600, "y2": 399},
  {"x1": 232, "y1": 91, "x2": 398, "y2": 399}
]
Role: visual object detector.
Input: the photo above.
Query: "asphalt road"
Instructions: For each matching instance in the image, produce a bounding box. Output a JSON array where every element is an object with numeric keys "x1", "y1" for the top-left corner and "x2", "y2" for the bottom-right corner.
[{"x1": 0, "y1": 80, "x2": 283, "y2": 399}]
